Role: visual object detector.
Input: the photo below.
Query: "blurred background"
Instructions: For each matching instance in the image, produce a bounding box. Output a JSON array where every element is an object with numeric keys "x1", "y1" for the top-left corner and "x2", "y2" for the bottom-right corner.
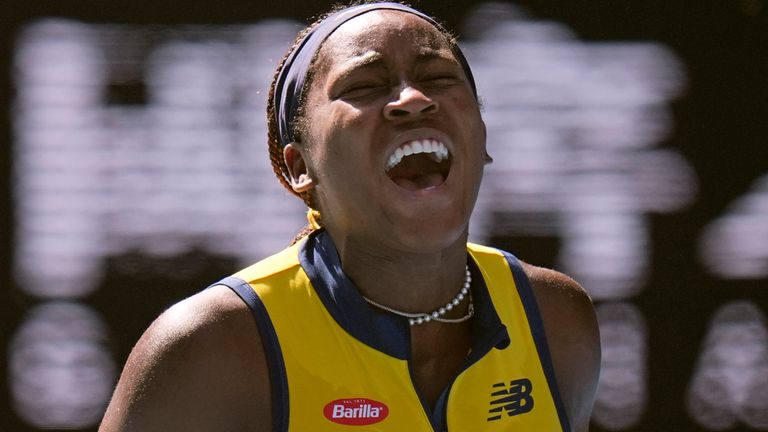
[{"x1": 1, "y1": 0, "x2": 767, "y2": 430}]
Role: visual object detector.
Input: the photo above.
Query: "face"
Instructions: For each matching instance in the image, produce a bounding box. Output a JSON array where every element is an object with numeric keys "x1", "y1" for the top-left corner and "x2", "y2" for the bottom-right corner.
[{"x1": 286, "y1": 10, "x2": 486, "y2": 253}]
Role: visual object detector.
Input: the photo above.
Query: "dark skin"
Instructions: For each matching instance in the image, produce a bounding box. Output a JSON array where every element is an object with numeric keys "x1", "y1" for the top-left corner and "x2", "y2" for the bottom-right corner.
[{"x1": 100, "y1": 10, "x2": 600, "y2": 432}]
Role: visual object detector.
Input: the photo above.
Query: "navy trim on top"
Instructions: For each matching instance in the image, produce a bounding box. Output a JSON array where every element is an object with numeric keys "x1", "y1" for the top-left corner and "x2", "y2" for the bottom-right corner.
[
  {"x1": 432, "y1": 257, "x2": 510, "y2": 432},
  {"x1": 298, "y1": 230, "x2": 411, "y2": 360},
  {"x1": 502, "y1": 253, "x2": 572, "y2": 432},
  {"x1": 209, "y1": 276, "x2": 289, "y2": 432},
  {"x1": 299, "y1": 230, "x2": 511, "y2": 431},
  {"x1": 299, "y1": 230, "x2": 433, "y2": 427}
]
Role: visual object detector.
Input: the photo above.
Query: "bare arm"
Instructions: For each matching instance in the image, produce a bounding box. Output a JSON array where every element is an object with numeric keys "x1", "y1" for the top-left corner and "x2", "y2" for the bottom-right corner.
[
  {"x1": 525, "y1": 264, "x2": 601, "y2": 432},
  {"x1": 99, "y1": 285, "x2": 272, "y2": 432}
]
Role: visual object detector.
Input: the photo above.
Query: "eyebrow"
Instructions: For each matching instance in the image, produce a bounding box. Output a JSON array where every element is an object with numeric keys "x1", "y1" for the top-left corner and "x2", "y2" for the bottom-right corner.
[{"x1": 333, "y1": 49, "x2": 459, "y2": 79}]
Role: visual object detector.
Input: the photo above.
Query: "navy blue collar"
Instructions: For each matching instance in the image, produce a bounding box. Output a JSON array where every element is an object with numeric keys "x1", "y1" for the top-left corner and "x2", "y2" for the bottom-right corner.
[{"x1": 298, "y1": 230, "x2": 510, "y2": 360}]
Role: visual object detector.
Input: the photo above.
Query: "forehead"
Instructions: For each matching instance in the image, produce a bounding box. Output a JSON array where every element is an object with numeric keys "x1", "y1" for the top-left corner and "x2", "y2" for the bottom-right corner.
[{"x1": 315, "y1": 10, "x2": 455, "y2": 71}]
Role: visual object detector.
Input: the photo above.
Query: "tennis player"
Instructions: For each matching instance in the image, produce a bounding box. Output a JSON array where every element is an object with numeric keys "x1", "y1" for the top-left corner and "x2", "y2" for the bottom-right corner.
[{"x1": 100, "y1": 2, "x2": 600, "y2": 431}]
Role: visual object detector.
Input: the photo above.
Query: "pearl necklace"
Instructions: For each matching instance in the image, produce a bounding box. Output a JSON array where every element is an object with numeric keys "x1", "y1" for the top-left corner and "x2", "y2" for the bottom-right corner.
[{"x1": 362, "y1": 265, "x2": 474, "y2": 326}]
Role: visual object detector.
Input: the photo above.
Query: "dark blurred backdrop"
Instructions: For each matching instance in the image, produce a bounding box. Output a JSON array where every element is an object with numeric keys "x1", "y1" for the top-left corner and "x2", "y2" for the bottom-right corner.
[{"x1": 2, "y1": 0, "x2": 767, "y2": 431}]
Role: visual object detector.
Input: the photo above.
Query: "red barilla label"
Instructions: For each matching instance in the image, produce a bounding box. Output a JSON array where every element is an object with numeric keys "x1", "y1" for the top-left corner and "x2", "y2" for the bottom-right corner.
[{"x1": 323, "y1": 398, "x2": 389, "y2": 425}]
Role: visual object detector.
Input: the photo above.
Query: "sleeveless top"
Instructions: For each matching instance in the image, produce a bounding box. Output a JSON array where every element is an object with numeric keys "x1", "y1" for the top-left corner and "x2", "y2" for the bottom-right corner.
[{"x1": 212, "y1": 230, "x2": 570, "y2": 431}]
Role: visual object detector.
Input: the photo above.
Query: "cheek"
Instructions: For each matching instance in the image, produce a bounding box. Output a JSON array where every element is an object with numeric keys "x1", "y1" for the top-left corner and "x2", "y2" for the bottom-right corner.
[
  {"x1": 311, "y1": 110, "x2": 368, "y2": 175},
  {"x1": 447, "y1": 90, "x2": 480, "y2": 115},
  {"x1": 324, "y1": 105, "x2": 371, "y2": 155},
  {"x1": 331, "y1": 102, "x2": 368, "y2": 129},
  {"x1": 450, "y1": 100, "x2": 483, "y2": 141},
  {"x1": 311, "y1": 102, "x2": 364, "y2": 141}
]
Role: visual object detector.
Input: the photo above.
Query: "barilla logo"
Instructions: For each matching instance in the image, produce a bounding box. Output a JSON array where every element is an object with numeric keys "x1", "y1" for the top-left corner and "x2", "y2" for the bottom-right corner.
[{"x1": 323, "y1": 398, "x2": 389, "y2": 425}]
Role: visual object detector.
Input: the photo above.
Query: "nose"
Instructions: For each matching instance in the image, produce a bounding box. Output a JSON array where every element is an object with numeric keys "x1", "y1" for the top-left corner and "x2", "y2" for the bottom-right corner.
[{"x1": 383, "y1": 85, "x2": 439, "y2": 120}]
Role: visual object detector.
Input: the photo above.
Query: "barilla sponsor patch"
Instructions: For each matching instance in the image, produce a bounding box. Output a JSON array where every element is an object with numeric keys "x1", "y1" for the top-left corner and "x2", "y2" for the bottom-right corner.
[{"x1": 323, "y1": 398, "x2": 389, "y2": 425}]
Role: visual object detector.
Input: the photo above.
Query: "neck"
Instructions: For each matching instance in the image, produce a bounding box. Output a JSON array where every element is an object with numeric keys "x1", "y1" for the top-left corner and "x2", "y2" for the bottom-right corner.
[{"x1": 328, "y1": 230, "x2": 470, "y2": 314}]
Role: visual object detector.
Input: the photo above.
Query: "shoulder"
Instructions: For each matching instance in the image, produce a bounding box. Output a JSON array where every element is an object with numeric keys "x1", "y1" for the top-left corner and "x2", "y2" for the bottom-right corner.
[
  {"x1": 521, "y1": 263, "x2": 595, "y2": 325},
  {"x1": 100, "y1": 285, "x2": 272, "y2": 432},
  {"x1": 521, "y1": 262, "x2": 601, "y2": 432}
]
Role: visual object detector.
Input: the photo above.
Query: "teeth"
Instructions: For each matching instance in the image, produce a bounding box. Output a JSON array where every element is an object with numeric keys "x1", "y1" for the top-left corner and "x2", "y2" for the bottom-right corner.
[
  {"x1": 395, "y1": 147, "x2": 404, "y2": 160},
  {"x1": 385, "y1": 139, "x2": 450, "y2": 171}
]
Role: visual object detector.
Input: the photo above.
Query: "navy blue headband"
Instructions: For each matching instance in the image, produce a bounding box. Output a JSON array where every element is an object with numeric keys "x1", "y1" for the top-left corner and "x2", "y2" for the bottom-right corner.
[{"x1": 273, "y1": 2, "x2": 478, "y2": 148}]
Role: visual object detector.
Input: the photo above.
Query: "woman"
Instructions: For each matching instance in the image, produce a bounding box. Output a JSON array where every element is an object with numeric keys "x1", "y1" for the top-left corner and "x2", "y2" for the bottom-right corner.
[{"x1": 100, "y1": 2, "x2": 600, "y2": 431}]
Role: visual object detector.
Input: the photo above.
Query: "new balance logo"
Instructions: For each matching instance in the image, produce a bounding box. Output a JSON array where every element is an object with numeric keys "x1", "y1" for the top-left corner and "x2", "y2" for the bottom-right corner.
[{"x1": 487, "y1": 378, "x2": 534, "y2": 421}]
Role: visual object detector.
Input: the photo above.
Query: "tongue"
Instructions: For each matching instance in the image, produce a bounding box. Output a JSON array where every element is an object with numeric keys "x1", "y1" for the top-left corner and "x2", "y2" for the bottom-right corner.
[
  {"x1": 387, "y1": 153, "x2": 448, "y2": 191},
  {"x1": 393, "y1": 173, "x2": 445, "y2": 191}
]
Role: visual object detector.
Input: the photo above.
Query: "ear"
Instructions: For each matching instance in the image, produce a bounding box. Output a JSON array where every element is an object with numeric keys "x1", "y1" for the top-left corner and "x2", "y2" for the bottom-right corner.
[
  {"x1": 480, "y1": 120, "x2": 493, "y2": 164},
  {"x1": 284, "y1": 143, "x2": 315, "y2": 193}
]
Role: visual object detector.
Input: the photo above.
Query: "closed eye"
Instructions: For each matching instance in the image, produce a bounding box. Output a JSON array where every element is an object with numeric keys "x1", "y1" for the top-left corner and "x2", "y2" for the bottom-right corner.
[
  {"x1": 424, "y1": 75, "x2": 459, "y2": 85},
  {"x1": 418, "y1": 70, "x2": 463, "y2": 89},
  {"x1": 336, "y1": 82, "x2": 389, "y2": 99}
]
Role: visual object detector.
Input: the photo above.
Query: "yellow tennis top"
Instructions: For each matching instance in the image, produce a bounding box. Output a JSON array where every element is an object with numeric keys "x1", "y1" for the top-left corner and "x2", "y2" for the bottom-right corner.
[{"x1": 215, "y1": 230, "x2": 569, "y2": 431}]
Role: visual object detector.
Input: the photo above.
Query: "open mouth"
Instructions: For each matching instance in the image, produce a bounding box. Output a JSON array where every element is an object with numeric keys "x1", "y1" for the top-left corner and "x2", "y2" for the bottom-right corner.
[{"x1": 385, "y1": 139, "x2": 451, "y2": 191}]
